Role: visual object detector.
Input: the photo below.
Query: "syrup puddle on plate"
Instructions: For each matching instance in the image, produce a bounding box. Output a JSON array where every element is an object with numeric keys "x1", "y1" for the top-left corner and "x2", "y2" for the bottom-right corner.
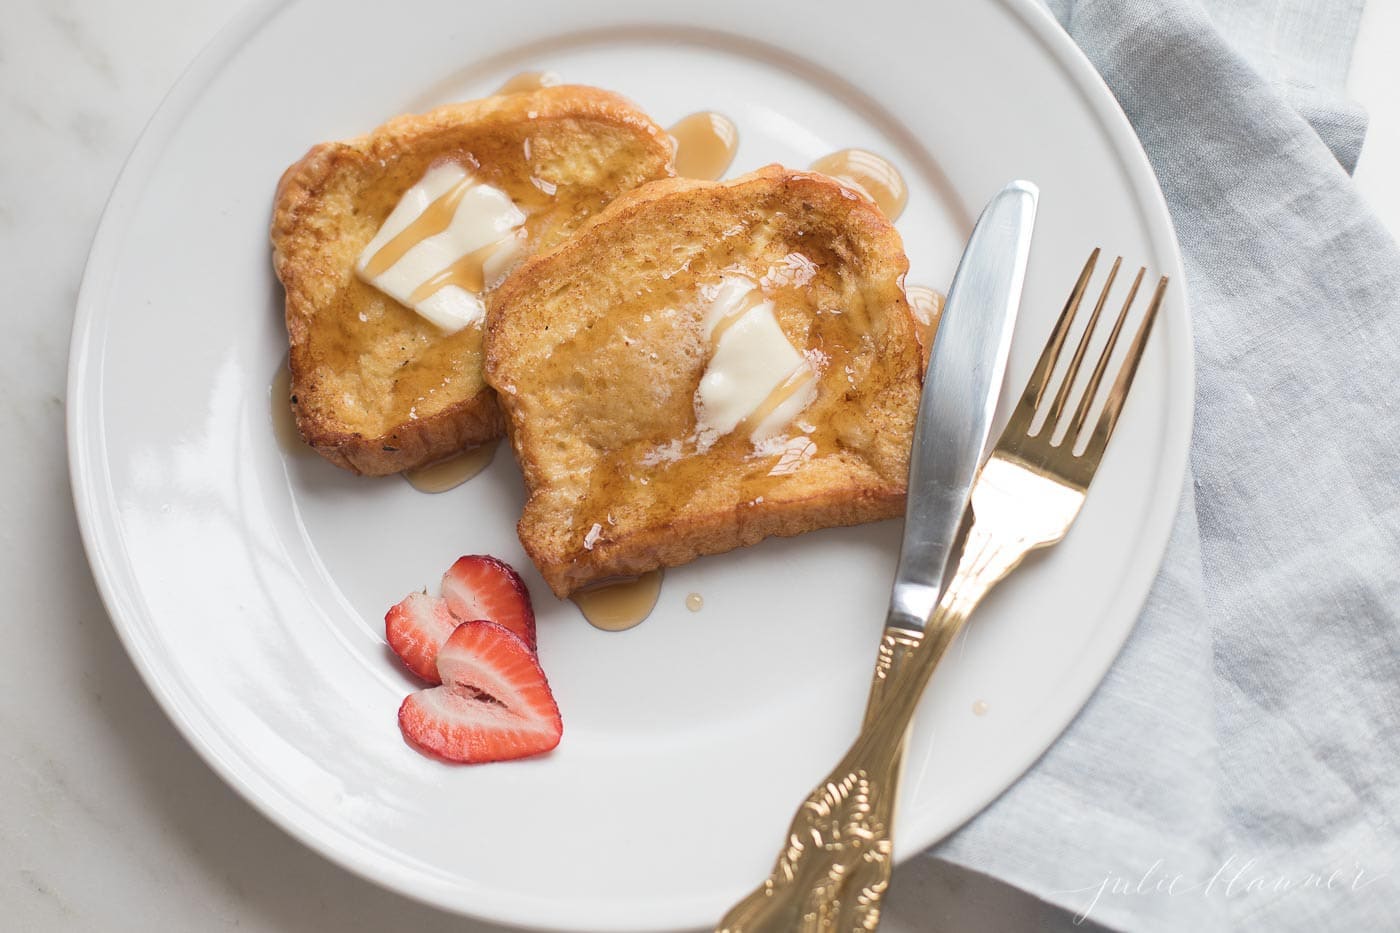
[
  {"x1": 270, "y1": 359, "x2": 309, "y2": 456},
  {"x1": 494, "y1": 70, "x2": 562, "y2": 95},
  {"x1": 572, "y1": 570, "x2": 664, "y2": 632},
  {"x1": 669, "y1": 112, "x2": 739, "y2": 180},
  {"x1": 685, "y1": 592, "x2": 704, "y2": 612},
  {"x1": 905, "y1": 284, "x2": 945, "y2": 356},
  {"x1": 403, "y1": 440, "x2": 499, "y2": 493},
  {"x1": 809, "y1": 149, "x2": 908, "y2": 221}
]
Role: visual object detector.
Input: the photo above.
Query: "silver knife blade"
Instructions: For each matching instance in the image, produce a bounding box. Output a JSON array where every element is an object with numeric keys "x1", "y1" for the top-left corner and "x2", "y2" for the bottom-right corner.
[{"x1": 887, "y1": 180, "x2": 1037, "y2": 632}]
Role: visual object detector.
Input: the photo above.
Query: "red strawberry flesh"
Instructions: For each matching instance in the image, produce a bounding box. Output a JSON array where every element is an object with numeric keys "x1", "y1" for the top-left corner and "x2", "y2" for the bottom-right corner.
[
  {"x1": 384, "y1": 592, "x2": 460, "y2": 683},
  {"x1": 441, "y1": 555, "x2": 537, "y2": 651},
  {"x1": 398, "y1": 620, "x2": 562, "y2": 764}
]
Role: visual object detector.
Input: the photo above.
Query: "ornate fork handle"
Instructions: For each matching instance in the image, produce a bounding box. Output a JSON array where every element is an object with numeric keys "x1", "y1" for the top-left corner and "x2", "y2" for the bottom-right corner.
[
  {"x1": 717, "y1": 517, "x2": 1031, "y2": 933},
  {"x1": 719, "y1": 252, "x2": 1167, "y2": 931}
]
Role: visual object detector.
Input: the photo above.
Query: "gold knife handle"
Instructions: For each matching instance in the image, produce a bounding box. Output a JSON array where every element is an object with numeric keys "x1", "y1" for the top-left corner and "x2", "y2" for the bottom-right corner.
[{"x1": 718, "y1": 520, "x2": 1023, "y2": 933}]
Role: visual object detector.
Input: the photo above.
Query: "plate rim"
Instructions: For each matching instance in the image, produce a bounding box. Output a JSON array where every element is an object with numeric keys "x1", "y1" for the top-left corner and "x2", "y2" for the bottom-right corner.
[{"x1": 66, "y1": 0, "x2": 1194, "y2": 929}]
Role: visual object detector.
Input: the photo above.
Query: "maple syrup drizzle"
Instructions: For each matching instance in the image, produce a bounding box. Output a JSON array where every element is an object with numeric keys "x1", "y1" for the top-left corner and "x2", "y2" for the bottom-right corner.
[
  {"x1": 408, "y1": 238, "x2": 512, "y2": 304},
  {"x1": 737, "y1": 364, "x2": 816, "y2": 437},
  {"x1": 669, "y1": 112, "x2": 740, "y2": 181},
  {"x1": 402, "y1": 440, "x2": 499, "y2": 493},
  {"x1": 685, "y1": 592, "x2": 704, "y2": 612},
  {"x1": 809, "y1": 149, "x2": 908, "y2": 221},
  {"x1": 905, "y1": 285, "x2": 945, "y2": 358},
  {"x1": 494, "y1": 70, "x2": 562, "y2": 95},
  {"x1": 362, "y1": 176, "x2": 476, "y2": 278},
  {"x1": 571, "y1": 570, "x2": 664, "y2": 632},
  {"x1": 707, "y1": 290, "x2": 768, "y2": 352}
]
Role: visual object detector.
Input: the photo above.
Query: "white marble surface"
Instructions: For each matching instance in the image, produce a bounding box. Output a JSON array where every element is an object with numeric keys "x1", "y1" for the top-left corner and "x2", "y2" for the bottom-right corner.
[{"x1": 2, "y1": 1, "x2": 1394, "y2": 930}]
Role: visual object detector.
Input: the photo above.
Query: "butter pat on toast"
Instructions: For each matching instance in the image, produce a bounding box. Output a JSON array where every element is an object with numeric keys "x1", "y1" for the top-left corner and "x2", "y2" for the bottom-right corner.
[
  {"x1": 485, "y1": 166, "x2": 923, "y2": 597},
  {"x1": 271, "y1": 86, "x2": 674, "y2": 475}
]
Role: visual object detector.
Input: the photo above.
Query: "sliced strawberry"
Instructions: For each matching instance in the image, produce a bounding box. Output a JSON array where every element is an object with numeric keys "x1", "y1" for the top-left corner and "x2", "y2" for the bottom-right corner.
[
  {"x1": 441, "y1": 555, "x2": 536, "y2": 651},
  {"x1": 398, "y1": 621, "x2": 562, "y2": 764},
  {"x1": 384, "y1": 592, "x2": 459, "y2": 683}
]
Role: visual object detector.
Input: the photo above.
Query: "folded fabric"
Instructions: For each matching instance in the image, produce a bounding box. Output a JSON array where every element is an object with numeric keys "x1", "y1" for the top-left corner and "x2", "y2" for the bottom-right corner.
[{"x1": 931, "y1": 2, "x2": 1400, "y2": 929}]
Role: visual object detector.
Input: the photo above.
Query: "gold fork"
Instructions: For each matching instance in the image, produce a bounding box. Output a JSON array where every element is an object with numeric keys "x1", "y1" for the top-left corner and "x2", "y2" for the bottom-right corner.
[{"x1": 718, "y1": 250, "x2": 1169, "y2": 932}]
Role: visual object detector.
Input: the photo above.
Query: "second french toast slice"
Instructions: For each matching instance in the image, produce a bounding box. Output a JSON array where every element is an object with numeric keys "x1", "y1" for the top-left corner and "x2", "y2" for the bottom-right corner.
[
  {"x1": 485, "y1": 166, "x2": 924, "y2": 597},
  {"x1": 271, "y1": 86, "x2": 674, "y2": 475}
]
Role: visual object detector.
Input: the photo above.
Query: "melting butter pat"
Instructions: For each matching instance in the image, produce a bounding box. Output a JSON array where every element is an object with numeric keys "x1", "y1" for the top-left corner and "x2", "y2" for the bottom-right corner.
[
  {"x1": 357, "y1": 163, "x2": 526, "y2": 333},
  {"x1": 695, "y1": 276, "x2": 817, "y2": 444}
]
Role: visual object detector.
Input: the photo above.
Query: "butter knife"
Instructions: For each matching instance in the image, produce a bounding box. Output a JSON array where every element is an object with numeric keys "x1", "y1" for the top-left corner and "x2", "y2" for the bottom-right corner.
[{"x1": 718, "y1": 179, "x2": 1038, "y2": 932}]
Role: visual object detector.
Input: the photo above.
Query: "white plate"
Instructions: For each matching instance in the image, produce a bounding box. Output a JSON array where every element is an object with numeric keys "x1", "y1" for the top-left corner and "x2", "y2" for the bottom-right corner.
[{"x1": 68, "y1": 0, "x2": 1191, "y2": 930}]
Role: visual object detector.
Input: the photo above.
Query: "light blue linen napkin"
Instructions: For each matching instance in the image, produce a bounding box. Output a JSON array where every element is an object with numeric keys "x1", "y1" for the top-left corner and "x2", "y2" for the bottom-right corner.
[{"x1": 931, "y1": 2, "x2": 1400, "y2": 929}]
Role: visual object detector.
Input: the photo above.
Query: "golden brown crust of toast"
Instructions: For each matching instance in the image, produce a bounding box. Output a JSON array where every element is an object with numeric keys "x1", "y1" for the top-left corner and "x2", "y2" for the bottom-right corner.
[
  {"x1": 486, "y1": 166, "x2": 923, "y2": 596},
  {"x1": 270, "y1": 86, "x2": 674, "y2": 475}
]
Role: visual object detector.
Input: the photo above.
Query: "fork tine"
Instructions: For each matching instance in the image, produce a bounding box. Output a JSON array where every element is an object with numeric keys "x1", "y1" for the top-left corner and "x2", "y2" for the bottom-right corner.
[
  {"x1": 1013, "y1": 248, "x2": 1098, "y2": 434},
  {"x1": 1045, "y1": 256, "x2": 1121, "y2": 437},
  {"x1": 1066, "y1": 266, "x2": 1144, "y2": 443},
  {"x1": 1081, "y1": 275, "x2": 1169, "y2": 461}
]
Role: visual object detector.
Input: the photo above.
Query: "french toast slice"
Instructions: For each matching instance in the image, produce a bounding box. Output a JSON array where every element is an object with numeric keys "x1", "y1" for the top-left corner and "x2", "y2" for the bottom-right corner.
[
  {"x1": 485, "y1": 166, "x2": 923, "y2": 597},
  {"x1": 270, "y1": 86, "x2": 674, "y2": 475}
]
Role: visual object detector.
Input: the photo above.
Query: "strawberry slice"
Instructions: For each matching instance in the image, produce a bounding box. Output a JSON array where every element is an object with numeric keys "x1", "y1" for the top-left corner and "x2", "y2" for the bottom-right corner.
[
  {"x1": 398, "y1": 621, "x2": 562, "y2": 764},
  {"x1": 441, "y1": 555, "x2": 536, "y2": 651},
  {"x1": 384, "y1": 592, "x2": 459, "y2": 683}
]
